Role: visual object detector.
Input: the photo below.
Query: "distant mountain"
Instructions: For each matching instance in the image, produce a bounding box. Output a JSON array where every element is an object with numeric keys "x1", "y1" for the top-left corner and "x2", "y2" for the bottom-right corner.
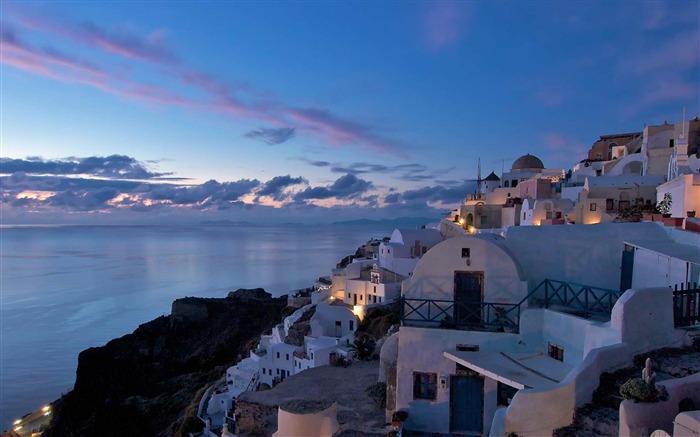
[
  {"x1": 199, "y1": 220, "x2": 252, "y2": 226},
  {"x1": 329, "y1": 217, "x2": 439, "y2": 228}
]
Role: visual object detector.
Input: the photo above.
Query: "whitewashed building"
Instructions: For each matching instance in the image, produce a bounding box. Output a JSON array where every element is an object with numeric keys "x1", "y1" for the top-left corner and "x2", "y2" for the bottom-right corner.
[{"x1": 391, "y1": 223, "x2": 691, "y2": 436}]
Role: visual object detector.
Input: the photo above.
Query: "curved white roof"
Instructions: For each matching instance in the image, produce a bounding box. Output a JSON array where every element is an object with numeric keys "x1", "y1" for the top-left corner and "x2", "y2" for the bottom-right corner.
[{"x1": 390, "y1": 228, "x2": 443, "y2": 247}]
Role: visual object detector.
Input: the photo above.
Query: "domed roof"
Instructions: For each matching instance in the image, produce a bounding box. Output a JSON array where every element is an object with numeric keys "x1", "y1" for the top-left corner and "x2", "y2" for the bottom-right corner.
[{"x1": 511, "y1": 154, "x2": 544, "y2": 171}]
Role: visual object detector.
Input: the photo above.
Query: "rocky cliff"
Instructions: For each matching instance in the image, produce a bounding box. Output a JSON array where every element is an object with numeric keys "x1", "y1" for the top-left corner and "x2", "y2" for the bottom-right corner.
[{"x1": 42, "y1": 290, "x2": 287, "y2": 437}]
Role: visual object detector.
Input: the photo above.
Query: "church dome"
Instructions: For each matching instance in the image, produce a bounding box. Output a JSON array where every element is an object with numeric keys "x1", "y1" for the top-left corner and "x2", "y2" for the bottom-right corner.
[{"x1": 511, "y1": 154, "x2": 544, "y2": 171}]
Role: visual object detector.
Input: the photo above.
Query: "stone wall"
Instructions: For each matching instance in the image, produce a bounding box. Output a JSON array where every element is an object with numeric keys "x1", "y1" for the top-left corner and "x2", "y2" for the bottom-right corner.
[{"x1": 234, "y1": 398, "x2": 278, "y2": 434}]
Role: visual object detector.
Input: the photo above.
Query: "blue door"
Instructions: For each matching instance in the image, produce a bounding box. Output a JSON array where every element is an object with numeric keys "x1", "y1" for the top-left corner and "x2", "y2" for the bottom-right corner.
[
  {"x1": 450, "y1": 374, "x2": 484, "y2": 434},
  {"x1": 620, "y1": 248, "x2": 635, "y2": 292},
  {"x1": 454, "y1": 272, "x2": 483, "y2": 325}
]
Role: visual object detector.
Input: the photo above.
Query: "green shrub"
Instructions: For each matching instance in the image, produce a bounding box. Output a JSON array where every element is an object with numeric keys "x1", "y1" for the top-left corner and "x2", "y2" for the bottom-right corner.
[
  {"x1": 620, "y1": 378, "x2": 660, "y2": 402},
  {"x1": 365, "y1": 382, "x2": 386, "y2": 408}
]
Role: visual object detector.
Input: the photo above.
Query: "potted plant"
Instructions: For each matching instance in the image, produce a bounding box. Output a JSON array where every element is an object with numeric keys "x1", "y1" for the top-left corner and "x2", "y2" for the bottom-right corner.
[
  {"x1": 391, "y1": 410, "x2": 408, "y2": 429},
  {"x1": 657, "y1": 193, "x2": 672, "y2": 218},
  {"x1": 619, "y1": 358, "x2": 668, "y2": 403}
]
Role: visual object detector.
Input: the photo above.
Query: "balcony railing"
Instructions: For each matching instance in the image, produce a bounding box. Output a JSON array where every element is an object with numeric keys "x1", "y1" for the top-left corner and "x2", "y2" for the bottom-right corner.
[
  {"x1": 400, "y1": 298, "x2": 520, "y2": 331},
  {"x1": 400, "y1": 278, "x2": 624, "y2": 332},
  {"x1": 529, "y1": 279, "x2": 621, "y2": 318},
  {"x1": 673, "y1": 282, "x2": 699, "y2": 327}
]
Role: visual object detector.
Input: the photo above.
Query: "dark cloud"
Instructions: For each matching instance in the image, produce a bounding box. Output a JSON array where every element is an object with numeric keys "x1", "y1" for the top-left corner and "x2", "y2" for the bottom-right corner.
[
  {"x1": 244, "y1": 127, "x2": 296, "y2": 145},
  {"x1": 294, "y1": 174, "x2": 373, "y2": 201},
  {"x1": 46, "y1": 187, "x2": 119, "y2": 210},
  {"x1": 384, "y1": 193, "x2": 401, "y2": 204},
  {"x1": 0, "y1": 155, "x2": 170, "y2": 179},
  {"x1": 307, "y1": 160, "x2": 331, "y2": 167},
  {"x1": 257, "y1": 175, "x2": 306, "y2": 200},
  {"x1": 0, "y1": 174, "x2": 144, "y2": 192},
  {"x1": 150, "y1": 179, "x2": 260, "y2": 206},
  {"x1": 390, "y1": 180, "x2": 478, "y2": 204}
]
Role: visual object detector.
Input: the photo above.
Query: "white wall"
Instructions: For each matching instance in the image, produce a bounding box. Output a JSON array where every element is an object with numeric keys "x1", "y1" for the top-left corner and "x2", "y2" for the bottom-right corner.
[
  {"x1": 396, "y1": 327, "x2": 520, "y2": 434},
  {"x1": 501, "y1": 287, "x2": 677, "y2": 436},
  {"x1": 310, "y1": 305, "x2": 357, "y2": 338},
  {"x1": 404, "y1": 235, "x2": 528, "y2": 305},
  {"x1": 656, "y1": 174, "x2": 700, "y2": 218},
  {"x1": 504, "y1": 223, "x2": 669, "y2": 290},
  {"x1": 632, "y1": 249, "x2": 691, "y2": 288}
]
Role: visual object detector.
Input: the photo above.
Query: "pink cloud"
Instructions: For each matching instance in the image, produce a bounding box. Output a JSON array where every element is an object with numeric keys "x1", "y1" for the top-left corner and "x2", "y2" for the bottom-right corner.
[
  {"x1": 4, "y1": 14, "x2": 411, "y2": 155},
  {"x1": 621, "y1": 31, "x2": 700, "y2": 75},
  {"x1": 15, "y1": 14, "x2": 178, "y2": 64},
  {"x1": 423, "y1": 2, "x2": 469, "y2": 51}
]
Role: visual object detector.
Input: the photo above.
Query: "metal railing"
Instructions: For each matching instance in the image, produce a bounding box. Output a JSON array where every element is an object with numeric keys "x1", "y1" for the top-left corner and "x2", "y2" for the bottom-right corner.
[
  {"x1": 529, "y1": 279, "x2": 621, "y2": 318},
  {"x1": 400, "y1": 278, "x2": 624, "y2": 332},
  {"x1": 400, "y1": 298, "x2": 520, "y2": 331},
  {"x1": 673, "y1": 282, "x2": 699, "y2": 327}
]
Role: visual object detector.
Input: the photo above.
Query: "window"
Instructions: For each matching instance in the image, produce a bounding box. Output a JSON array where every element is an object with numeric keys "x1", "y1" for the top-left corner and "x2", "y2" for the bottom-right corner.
[
  {"x1": 276, "y1": 369, "x2": 279, "y2": 375},
  {"x1": 523, "y1": 212, "x2": 527, "y2": 220},
  {"x1": 347, "y1": 293, "x2": 351, "y2": 299},
  {"x1": 286, "y1": 354, "x2": 289, "y2": 361},
  {"x1": 512, "y1": 180, "x2": 518, "y2": 188},
  {"x1": 378, "y1": 297, "x2": 382, "y2": 302},
  {"x1": 606, "y1": 198, "x2": 614, "y2": 211},
  {"x1": 311, "y1": 352, "x2": 314, "y2": 359},
  {"x1": 456, "y1": 344, "x2": 479, "y2": 352},
  {"x1": 276, "y1": 352, "x2": 280, "y2": 359},
  {"x1": 480, "y1": 215, "x2": 488, "y2": 226},
  {"x1": 360, "y1": 295, "x2": 363, "y2": 301},
  {"x1": 590, "y1": 203, "x2": 597, "y2": 211},
  {"x1": 504, "y1": 181, "x2": 510, "y2": 187},
  {"x1": 413, "y1": 372, "x2": 437, "y2": 400},
  {"x1": 349, "y1": 320, "x2": 354, "y2": 330},
  {"x1": 373, "y1": 286, "x2": 376, "y2": 293},
  {"x1": 548, "y1": 342, "x2": 564, "y2": 362},
  {"x1": 335, "y1": 320, "x2": 341, "y2": 327},
  {"x1": 497, "y1": 382, "x2": 518, "y2": 406},
  {"x1": 461, "y1": 248, "x2": 470, "y2": 258}
]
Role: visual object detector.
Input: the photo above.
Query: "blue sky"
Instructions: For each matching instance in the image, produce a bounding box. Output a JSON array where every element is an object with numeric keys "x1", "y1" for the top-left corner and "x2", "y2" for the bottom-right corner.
[{"x1": 1, "y1": 1, "x2": 698, "y2": 224}]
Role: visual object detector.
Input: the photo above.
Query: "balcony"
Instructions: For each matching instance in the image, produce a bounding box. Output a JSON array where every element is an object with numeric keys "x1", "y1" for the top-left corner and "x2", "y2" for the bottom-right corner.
[{"x1": 399, "y1": 279, "x2": 622, "y2": 332}]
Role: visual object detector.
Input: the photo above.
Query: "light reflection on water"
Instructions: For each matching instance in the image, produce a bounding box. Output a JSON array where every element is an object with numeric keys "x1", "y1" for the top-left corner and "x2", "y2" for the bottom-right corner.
[{"x1": 0, "y1": 224, "x2": 389, "y2": 428}]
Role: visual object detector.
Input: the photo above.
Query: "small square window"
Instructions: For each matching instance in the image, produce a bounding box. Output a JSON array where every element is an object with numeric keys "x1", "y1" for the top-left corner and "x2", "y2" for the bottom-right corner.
[
  {"x1": 413, "y1": 372, "x2": 437, "y2": 400},
  {"x1": 548, "y1": 342, "x2": 564, "y2": 362},
  {"x1": 480, "y1": 215, "x2": 488, "y2": 225},
  {"x1": 461, "y1": 248, "x2": 470, "y2": 258},
  {"x1": 497, "y1": 382, "x2": 518, "y2": 406},
  {"x1": 590, "y1": 203, "x2": 597, "y2": 212}
]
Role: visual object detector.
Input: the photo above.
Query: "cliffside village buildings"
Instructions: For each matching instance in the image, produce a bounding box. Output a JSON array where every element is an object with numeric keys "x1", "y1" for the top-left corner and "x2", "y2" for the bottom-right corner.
[{"x1": 197, "y1": 118, "x2": 700, "y2": 437}]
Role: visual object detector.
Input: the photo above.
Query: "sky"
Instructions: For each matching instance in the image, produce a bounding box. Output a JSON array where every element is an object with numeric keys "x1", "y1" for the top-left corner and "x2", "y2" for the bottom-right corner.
[{"x1": 1, "y1": 1, "x2": 699, "y2": 225}]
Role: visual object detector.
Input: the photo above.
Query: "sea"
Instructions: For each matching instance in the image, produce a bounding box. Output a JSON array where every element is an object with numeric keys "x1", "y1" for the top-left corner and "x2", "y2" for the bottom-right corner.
[{"x1": 0, "y1": 223, "x2": 394, "y2": 429}]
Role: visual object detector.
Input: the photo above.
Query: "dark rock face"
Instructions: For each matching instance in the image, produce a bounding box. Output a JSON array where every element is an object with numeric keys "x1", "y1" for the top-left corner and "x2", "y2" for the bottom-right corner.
[
  {"x1": 226, "y1": 287, "x2": 272, "y2": 301},
  {"x1": 42, "y1": 294, "x2": 286, "y2": 437},
  {"x1": 284, "y1": 306, "x2": 317, "y2": 346}
]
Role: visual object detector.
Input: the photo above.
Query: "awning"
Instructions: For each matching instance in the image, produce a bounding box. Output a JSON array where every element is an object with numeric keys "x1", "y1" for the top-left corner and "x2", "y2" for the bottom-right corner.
[{"x1": 443, "y1": 350, "x2": 573, "y2": 390}]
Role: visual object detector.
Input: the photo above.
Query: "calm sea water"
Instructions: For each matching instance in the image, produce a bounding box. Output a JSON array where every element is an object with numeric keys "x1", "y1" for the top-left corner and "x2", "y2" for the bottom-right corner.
[{"x1": 0, "y1": 224, "x2": 391, "y2": 429}]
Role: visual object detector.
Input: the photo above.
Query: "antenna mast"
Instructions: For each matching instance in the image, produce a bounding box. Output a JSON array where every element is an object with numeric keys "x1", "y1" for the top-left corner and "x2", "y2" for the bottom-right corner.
[{"x1": 477, "y1": 158, "x2": 482, "y2": 194}]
